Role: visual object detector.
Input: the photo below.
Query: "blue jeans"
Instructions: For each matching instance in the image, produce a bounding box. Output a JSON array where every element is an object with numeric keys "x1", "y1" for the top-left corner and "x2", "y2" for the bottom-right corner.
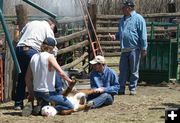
[
  {"x1": 119, "y1": 49, "x2": 141, "y2": 92},
  {"x1": 15, "y1": 46, "x2": 38, "y2": 107},
  {"x1": 55, "y1": 73, "x2": 68, "y2": 94},
  {"x1": 34, "y1": 91, "x2": 74, "y2": 111},
  {"x1": 87, "y1": 93, "x2": 113, "y2": 108}
]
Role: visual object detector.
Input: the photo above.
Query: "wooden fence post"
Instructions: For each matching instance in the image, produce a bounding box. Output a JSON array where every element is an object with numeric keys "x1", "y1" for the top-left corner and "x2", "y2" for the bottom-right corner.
[
  {"x1": 15, "y1": 4, "x2": 28, "y2": 31},
  {"x1": 88, "y1": 1, "x2": 97, "y2": 72},
  {"x1": 168, "y1": 0, "x2": 176, "y2": 22},
  {"x1": 10, "y1": 4, "x2": 28, "y2": 100},
  {"x1": 4, "y1": 26, "x2": 16, "y2": 101}
]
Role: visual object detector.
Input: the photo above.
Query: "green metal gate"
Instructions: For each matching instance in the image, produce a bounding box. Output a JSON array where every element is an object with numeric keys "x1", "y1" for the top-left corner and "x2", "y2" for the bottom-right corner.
[{"x1": 139, "y1": 22, "x2": 179, "y2": 82}]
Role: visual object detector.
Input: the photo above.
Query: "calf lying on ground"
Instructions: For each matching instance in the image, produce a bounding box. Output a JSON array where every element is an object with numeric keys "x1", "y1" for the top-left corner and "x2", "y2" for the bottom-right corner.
[
  {"x1": 22, "y1": 78, "x2": 94, "y2": 116},
  {"x1": 40, "y1": 91, "x2": 89, "y2": 116},
  {"x1": 66, "y1": 91, "x2": 87, "y2": 111},
  {"x1": 49, "y1": 79, "x2": 94, "y2": 115}
]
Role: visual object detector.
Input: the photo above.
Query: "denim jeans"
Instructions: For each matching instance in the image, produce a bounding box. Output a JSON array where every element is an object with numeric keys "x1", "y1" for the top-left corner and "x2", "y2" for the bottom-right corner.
[
  {"x1": 14, "y1": 46, "x2": 38, "y2": 107},
  {"x1": 55, "y1": 73, "x2": 68, "y2": 94},
  {"x1": 34, "y1": 91, "x2": 74, "y2": 111},
  {"x1": 87, "y1": 93, "x2": 113, "y2": 108},
  {"x1": 119, "y1": 49, "x2": 141, "y2": 92}
]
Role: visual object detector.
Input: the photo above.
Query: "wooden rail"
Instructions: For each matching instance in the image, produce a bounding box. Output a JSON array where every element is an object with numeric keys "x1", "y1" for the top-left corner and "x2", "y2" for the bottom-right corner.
[
  {"x1": 57, "y1": 40, "x2": 89, "y2": 55},
  {"x1": 97, "y1": 12, "x2": 180, "y2": 20},
  {"x1": 56, "y1": 29, "x2": 87, "y2": 44},
  {"x1": 61, "y1": 52, "x2": 88, "y2": 70},
  {"x1": 57, "y1": 15, "x2": 87, "y2": 24},
  {"x1": 100, "y1": 41, "x2": 120, "y2": 45}
]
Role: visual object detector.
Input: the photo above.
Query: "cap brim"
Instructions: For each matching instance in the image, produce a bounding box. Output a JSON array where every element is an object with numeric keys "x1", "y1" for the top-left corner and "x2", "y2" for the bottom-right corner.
[
  {"x1": 43, "y1": 37, "x2": 56, "y2": 46},
  {"x1": 122, "y1": 3, "x2": 127, "y2": 7},
  {"x1": 90, "y1": 60, "x2": 98, "y2": 64}
]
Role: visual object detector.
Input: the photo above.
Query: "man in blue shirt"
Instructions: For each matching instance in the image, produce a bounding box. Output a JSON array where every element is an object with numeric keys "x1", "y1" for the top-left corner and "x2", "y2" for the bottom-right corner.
[
  {"x1": 88, "y1": 55, "x2": 120, "y2": 108},
  {"x1": 110, "y1": 0, "x2": 147, "y2": 95}
]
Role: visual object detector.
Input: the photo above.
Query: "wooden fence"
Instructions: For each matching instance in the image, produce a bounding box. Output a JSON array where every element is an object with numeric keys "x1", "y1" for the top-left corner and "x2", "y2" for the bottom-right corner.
[{"x1": 55, "y1": 16, "x2": 89, "y2": 68}]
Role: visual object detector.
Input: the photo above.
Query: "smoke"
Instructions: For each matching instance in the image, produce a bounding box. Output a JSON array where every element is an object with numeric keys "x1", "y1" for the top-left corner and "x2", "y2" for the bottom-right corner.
[
  {"x1": 4, "y1": 0, "x2": 88, "y2": 17},
  {"x1": 29, "y1": 0, "x2": 86, "y2": 17}
]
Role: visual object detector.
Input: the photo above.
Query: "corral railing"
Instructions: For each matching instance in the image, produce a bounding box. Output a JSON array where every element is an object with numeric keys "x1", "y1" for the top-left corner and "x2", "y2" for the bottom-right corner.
[{"x1": 55, "y1": 16, "x2": 89, "y2": 71}]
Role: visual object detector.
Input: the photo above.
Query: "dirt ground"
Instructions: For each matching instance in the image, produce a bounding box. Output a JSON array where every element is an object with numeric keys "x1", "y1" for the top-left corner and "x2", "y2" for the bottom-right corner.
[{"x1": 0, "y1": 82, "x2": 180, "y2": 123}]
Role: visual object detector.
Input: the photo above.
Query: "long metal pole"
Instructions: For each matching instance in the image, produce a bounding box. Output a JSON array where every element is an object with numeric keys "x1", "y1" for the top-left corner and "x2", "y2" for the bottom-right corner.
[
  {"x1": 176, "y1": 24, "x2": 179, "y2": 80},
  {"x1": 0, "y1": 0, "x2": 3, "y2": 12},
  {"x1": 23, "y1": 0, "x2": 57, "y2": 18},
  {"x1": 0, "y1": 9, "x2": 21, "y2": 73}
]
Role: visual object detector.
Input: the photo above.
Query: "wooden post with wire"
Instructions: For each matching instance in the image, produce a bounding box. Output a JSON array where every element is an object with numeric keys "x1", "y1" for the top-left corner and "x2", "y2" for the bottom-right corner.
[
  {"x1": 0, "y1": 55, "x2": 4, "y2": 102},
  {"x1": 0, "y1": 0, "x2": 4, "y2": 102}
]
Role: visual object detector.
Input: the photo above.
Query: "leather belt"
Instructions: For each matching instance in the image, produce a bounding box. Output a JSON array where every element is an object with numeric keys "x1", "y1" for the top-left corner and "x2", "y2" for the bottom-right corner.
[{"x1": 121, "y1": 48, "x2": 134, "y2": 53}]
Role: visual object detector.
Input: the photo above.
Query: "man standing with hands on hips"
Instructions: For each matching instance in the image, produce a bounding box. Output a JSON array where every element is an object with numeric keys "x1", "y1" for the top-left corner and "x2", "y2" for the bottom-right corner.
[{"x1": 109, "y1": 0, "x2": 147, "y2": 95}]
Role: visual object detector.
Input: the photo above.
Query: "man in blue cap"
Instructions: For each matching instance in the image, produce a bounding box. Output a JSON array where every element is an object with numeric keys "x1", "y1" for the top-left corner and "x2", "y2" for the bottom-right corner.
[
  {"x1": 24, "y1": 37, "x2": 76, "y2": 116},
  {"x1": 14, "y1": 18, "x2": 59, "y2": 110},
  {"x1": 110, "y1": 0, "x2": 148, "y2": 95}
]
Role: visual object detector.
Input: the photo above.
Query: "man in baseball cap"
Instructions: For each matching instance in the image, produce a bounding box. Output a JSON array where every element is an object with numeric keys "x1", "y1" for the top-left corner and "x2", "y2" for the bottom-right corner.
[
  {"x1": 47, "y1": 17, "x2": 58, "y2": 34},
  {"x1": 122, "y1": 0, "x2": 135, "y2": 7},
  {"x1": 109, "y1": 0, "x2": 147, "y2": 96},
  {"x1": 87, "y1": 55, "x2": 120, "y2": 109},
  {"x1": 90, "y1": 55, "x2": 106, "y2": 65},
  {"x1": 43, "y1": 37, "x2": 57, "y2": 47}
]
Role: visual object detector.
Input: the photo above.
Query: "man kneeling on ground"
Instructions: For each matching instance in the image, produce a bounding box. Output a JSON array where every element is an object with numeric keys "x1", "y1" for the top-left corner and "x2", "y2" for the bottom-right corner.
[
  {"x1": 24, "y1": 37, "x2": 89, "y2": 116},
  {"x1": 86, "y1": 55, "x2": 120, "y2": 108}
]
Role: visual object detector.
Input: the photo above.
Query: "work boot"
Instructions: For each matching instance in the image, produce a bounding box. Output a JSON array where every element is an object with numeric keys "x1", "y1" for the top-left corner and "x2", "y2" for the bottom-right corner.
[
  {"x1": 14, "y1": 106, "x2": 22, "y2": 110},
  {"x1": 32, "y1": 98, "x2": 46, "y2": 116},
  {"x1": 118, "y1": 91, "x2": 125, "y2": 95},
  {"x1": 130, "y1": 91, "x2": 136, "y2": 95},
  {"x1": 14, "y1": 101, "x2": 24, "y2": 110},
  {"x1": 21, "y1": 102, "x2": 33, "y2": 117},
  {"x1": 32, "y1": 105, "x2": 42, "y2": 116}
]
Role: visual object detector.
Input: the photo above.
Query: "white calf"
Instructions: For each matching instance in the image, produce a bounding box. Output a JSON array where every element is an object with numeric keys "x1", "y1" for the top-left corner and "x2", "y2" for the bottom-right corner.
[{"x1": 67, "y1": 92, "x2": 87, "y2": 111}]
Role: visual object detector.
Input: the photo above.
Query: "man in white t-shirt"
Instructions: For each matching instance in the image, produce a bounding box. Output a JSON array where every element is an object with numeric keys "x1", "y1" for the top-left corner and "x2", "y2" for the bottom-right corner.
[
  {"x1": 14, "y1": 18, "x2": 58, "y2": 110},
  {"x1": 24, "y1": 37, "x2": 75, "y2": 116}
]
